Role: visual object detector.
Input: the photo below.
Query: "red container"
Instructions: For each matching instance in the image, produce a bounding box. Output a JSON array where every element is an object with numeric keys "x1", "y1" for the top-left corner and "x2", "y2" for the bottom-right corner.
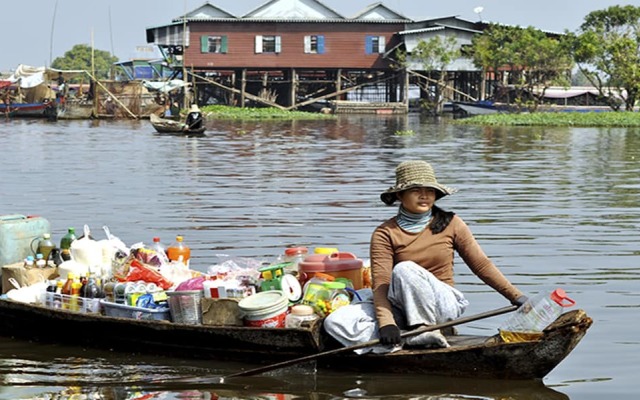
[{"x1": 298, "y1": 252, "x2": 363, "y2": 290}]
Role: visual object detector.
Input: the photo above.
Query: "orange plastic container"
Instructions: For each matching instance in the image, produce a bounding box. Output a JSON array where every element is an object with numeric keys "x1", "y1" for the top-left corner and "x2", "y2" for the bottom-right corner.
[
  {"x1": 167, "y1": 235, "x2": 191, "y2": 263},
  {"x1": 298, "y1": 252, "x2": 363, "y2": 290}
]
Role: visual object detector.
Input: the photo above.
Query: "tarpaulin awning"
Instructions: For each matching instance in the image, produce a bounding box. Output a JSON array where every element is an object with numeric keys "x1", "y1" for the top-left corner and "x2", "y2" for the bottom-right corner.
[
  {"x1": 141, "y1": 79, "x2": 189, "y2": 93},
  {"x1": 7, "y1": 65, "x2": 89, "y2": 88}
]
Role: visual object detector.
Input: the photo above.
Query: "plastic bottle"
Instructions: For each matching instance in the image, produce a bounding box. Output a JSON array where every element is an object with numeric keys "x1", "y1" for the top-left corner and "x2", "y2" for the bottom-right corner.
[
  {"x1": 167, "y1": 235, "x2": 191, "y2": 264},
  {"x1": 499, "y1": 288, "x2": 576, "y2": 343},
  {"x1": 285, "y1": 304, "x2": 320, "y2": 328},
  {"x1": 60, "y1": 227, "x2": 77, "y2": 261},
  {"x1": 69, "y1": 278, "x2": 83, "y2": 312},
  {"x1": 53, "y1": 280, "x2": 64, "y2": 309},
  {"x1": 23, "y1": 255, "x2": 35, "y2": 269},
  {"x1": 33, "y1": 233, "x2": 56, "y2": 262},
  {"x1": 151, "y1": 236, "x2": 169, "y2": 265},
  {"x1": 61, "y1": 273, "x2": 76, "y2": 310},
  {"x1": 35, "y1": 253, "x2": 47, "y2": 268},
  {"x1": 152, "y1": 236, "x2": 166, "y2": 255},
  {"x1": 45, "y1": 280, "x2": 57, "y2": 307}
]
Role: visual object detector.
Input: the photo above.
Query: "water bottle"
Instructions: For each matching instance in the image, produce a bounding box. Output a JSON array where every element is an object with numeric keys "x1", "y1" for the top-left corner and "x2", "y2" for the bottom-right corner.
[
  {"x1": 167, "y1": 235, "x2": 191, "y2": 264},
  {"x1": 60, "y1": 227, "x2": 77, "y2": 261},
  {"x1": 499, "y1": 288, "x2": 576, "y2": 343}
]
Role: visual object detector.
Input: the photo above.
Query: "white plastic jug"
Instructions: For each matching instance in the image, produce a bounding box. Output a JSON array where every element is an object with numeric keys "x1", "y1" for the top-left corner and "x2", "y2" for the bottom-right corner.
[{"x1": 499, "y1": 288, "x2": 576, "y2": 342}]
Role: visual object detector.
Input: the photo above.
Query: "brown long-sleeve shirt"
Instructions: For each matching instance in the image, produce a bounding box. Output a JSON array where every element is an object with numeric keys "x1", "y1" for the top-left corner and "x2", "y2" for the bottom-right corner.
[{"x1": 370, "y1": 214, "x2": 523, "y2": 327}]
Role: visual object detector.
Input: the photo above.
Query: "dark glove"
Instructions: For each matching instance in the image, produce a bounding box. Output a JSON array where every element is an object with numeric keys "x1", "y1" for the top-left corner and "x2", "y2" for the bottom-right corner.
[
  {"x1": 512, "y1": 295, "x2": 529, "y2": 308},
  {"x1": 379, "y1": 324, "x2": 401, "y2": 345}
]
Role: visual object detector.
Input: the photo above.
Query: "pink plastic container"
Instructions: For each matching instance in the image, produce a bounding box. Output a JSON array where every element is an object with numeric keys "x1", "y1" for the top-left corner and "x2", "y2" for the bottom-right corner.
[{"x1": 298, "y1": 252, "x2": 364, "y2": 290}]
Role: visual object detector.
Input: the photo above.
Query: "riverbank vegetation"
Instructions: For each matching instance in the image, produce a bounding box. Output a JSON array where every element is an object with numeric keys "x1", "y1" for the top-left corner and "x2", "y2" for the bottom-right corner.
[
  {"x1": 453, "y1": 112, "x2": 640, "y2": 127},
  {"x1": 202, "y1": 105, "x2": 334, "y2": 120}
]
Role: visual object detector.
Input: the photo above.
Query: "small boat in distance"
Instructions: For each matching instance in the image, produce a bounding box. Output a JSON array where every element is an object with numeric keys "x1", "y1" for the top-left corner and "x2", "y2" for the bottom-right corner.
[
  {"x1": 150, "y1": 113, "x2": 206, "y2": 136},
  {"x1": 452, "y1": 100, "x2": 499, "y2": 116}
]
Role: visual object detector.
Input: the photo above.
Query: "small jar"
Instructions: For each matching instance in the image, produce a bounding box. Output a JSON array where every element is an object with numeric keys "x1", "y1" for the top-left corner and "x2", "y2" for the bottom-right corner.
[
  {"x1": 285, "y1": 304, "x2": 319, "y2": 329},
  {"x1": 283, "y1": 246, "x2": 308, "y2": 277}
]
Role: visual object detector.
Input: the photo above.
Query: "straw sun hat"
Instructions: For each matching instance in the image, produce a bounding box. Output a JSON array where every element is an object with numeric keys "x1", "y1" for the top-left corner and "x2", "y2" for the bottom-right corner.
[
  {"x1": 190, "y1": 104, "x2": 201, "y2": 112},
  {"x1": 380, "y1": 160, "x2": 457, "y2": 205}
]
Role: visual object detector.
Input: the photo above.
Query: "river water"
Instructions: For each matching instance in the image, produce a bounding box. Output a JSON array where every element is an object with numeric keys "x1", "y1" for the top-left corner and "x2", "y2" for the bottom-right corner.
[{"x1": 0, "y1": 115, "x2": 638, "y2": 399}]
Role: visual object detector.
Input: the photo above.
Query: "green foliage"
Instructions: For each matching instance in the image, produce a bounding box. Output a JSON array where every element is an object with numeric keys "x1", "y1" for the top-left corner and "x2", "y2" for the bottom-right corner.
[
  {"x1": 51, "y1": 44, "x2": 118, "y2": 80},
  {"x1": 202, "y1": 105, "x2": 335, "y2": 120},
  {"x1": 573, "y1": 5, "x2": 640, "y2": 111},
  {"x1": 411, "y1": 36, "x2": 460, "y2": 72},
  {"x1": 453, "y1": 111, "x2": 640, "y2": 127},
  {"x1": 396, "y1": 36, "x2": 460, "y2": 115},
  {"x1": 470, "y1": 24, "x2": 573, "y2": 110}
]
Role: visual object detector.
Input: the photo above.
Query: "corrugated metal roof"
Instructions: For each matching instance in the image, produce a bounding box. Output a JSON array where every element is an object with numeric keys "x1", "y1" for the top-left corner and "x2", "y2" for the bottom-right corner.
[{"x1": 179, "y1": 17, "x2": 410, "y2": 24}]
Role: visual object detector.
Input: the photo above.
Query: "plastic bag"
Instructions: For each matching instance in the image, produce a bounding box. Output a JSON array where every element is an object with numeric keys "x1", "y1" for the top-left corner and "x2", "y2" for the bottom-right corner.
[
  {"x1": 159, "y1": 260, "x2": 193, "y2": 288},
  {"x1": 175, "y1": 276, "x2": 206, "y2": 291},
  {"x1": 125, "y1": 259, "x2": 173, "y2": 290}
]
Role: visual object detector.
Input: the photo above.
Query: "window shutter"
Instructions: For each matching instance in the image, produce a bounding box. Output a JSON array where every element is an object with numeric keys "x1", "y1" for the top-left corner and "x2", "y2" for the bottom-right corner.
[
  {"x1": 317, "y1": 35, "x2": 325, "y2": 54},
  {"x1": 365, "y1": 35, "x2": 373, "y2": 54},
  {"x1": 255, "y1": 35, "x2": 263, "y2": 53},
  {"x1": 275, "y1": 36, "x2": 282, "y2": 53},
  {"x1": 304, "y1": 36, "x2": 311, "y2": 53},
  {"x1": 378, "y1": 36, "x2": 386, "y2": 53},
  {"x1": 200, "y1": 36, "x2": 208, "y2": 53},
  {"x1": 221, "y1": 36, "x2": 228, "y2": 53}
]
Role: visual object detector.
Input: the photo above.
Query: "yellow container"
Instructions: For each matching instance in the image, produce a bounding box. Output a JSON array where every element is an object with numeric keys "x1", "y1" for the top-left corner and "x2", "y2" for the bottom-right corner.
[{"x1": 314, "y1": 247, "x2": 339, "y2": 255}]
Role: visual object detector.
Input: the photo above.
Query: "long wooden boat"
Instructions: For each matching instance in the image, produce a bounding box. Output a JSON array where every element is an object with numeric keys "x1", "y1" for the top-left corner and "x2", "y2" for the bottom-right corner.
[
  {"x1": 150, "y1": 113, "x2": 206, "y2": 135},
  {"x1": 0, "y1": 298, "x2": 591, "y2": 380},
  {"x1": 0, "y1": 101, "x2": 58, "y2": 119},
  {"x1": 57, "y1": 99, "x2": 94, "y2": 120}
]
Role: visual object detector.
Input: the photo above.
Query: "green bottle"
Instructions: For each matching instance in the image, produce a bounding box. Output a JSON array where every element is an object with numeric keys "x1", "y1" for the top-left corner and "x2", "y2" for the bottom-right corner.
[{"x1": 60, "y1": 227, "x2": 77, "y2": 261}]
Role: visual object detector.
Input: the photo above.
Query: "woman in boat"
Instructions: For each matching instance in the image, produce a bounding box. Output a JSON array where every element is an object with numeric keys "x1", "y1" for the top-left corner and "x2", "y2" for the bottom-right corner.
[
  {"x1": 324, "y1": 160, "x2": 528, "y2": 353},
  {"x1": 184, "y1": 104, "x2": 203, "y2": 131}
]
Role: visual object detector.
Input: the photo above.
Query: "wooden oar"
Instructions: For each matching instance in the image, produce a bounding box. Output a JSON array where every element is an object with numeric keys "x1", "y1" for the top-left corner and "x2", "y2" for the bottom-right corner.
[{"x1": 220, "y1": 304, "x2": 518, "y2": 381}]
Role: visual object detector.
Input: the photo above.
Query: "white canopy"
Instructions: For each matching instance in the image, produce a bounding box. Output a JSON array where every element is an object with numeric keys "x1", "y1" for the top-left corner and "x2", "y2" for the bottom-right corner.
[{"x1": 7, "y1": 64, "x2": 88, "y2": 88}]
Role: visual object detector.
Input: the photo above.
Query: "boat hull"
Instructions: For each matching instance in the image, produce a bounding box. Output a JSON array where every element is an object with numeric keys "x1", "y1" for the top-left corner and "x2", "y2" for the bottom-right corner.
[
  {"x1": 0, "y1": 102, "x2": 58, "y2": 119},
  {"x1": 0, "y1": 299, "x2": 591, "y2": 380}
]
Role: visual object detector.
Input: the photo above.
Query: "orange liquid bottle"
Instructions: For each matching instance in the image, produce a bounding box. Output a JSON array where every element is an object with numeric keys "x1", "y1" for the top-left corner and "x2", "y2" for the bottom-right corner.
[{"x1": 167, "y1": 235, "x2": 191, "y2": 264}]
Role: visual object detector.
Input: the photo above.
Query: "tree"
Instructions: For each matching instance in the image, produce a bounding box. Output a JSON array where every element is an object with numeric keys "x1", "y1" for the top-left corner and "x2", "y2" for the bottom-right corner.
[
  {"x1": 51, "y1": 44, "x2": 118, "y2": 81},
  {"x1": 573, "y1": 5, "x2": 640, "y2": 111},
  {"x1": 394, "y1": 36, "x2": 460, "y2": 114},
  {"x1": 471, "y1": 24, "x2": 573, "y2": 111}
]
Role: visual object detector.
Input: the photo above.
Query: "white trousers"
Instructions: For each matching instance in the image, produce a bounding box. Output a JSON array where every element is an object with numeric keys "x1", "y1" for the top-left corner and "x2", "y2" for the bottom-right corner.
[{"x1": 324, "y1": 261, "x2": 469, "y2": 353}]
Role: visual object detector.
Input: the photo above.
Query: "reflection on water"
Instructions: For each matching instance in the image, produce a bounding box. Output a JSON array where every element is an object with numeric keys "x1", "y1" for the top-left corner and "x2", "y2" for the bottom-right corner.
[
  {"x1": 0, "y1": 116, "x2": 639, "y2": 399},
  {"x1": 0, "y1": 335, "x2": 570, "y2": 400}
]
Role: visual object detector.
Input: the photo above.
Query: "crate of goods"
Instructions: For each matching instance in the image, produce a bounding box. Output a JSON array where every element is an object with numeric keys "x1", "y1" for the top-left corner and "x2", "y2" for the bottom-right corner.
[
  {"x1": 43, "y1": 292, "x2": 101, "y2": 313},
  {"x1": 0, "y1": 215, "x2": 51, "y2": 269},
  {"x1": 298, "y1": 252, "x2": 364, "y2": 289},
  {"x1": 100, "y1": 299, "x2": 171, "y2": 321},
  {"x1": 167, "y1": 290, "x2": 203, "y2": 325}
]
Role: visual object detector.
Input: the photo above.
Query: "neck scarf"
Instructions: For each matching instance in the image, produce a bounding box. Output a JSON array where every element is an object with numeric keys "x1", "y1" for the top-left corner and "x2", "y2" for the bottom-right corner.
[{"x1": 397, "y1": 206, "x2": 432, "y2": 233}]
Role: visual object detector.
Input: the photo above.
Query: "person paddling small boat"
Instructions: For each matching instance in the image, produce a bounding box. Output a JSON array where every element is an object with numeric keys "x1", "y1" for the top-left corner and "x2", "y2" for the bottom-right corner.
[{"x1": 184, "y1": 104, "x2": 204, "y2": 132}]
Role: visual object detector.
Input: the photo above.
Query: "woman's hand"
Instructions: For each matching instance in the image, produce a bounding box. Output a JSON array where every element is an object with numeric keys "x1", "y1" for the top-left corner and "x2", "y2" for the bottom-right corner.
[
  {"x1": 379, "y1": 324, "x2": 401, "y2": 345},
  {"x1": 512, "y1": 295, "x2": 529, "y2": 308}
]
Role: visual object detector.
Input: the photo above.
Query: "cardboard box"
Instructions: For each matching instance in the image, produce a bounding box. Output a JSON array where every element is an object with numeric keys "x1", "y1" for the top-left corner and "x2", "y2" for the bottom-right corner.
[
  {"x1": 201, "y1": 297, "x2": 243, "y2": 326},
  {"x1": 2, "y1": 262, "x2": 58, "y2": 294}
]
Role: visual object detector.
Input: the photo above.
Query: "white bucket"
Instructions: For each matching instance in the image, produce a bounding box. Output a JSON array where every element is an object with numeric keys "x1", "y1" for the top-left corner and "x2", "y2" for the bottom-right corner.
[{"x1": 238, "y1": 290, "x2": 288, "y2": 328}]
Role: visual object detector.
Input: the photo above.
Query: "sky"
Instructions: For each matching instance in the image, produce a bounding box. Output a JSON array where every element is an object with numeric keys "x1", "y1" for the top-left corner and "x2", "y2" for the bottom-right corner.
[{"x1": 1, "y1": 0, "x2": 636, "y2": 72}]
